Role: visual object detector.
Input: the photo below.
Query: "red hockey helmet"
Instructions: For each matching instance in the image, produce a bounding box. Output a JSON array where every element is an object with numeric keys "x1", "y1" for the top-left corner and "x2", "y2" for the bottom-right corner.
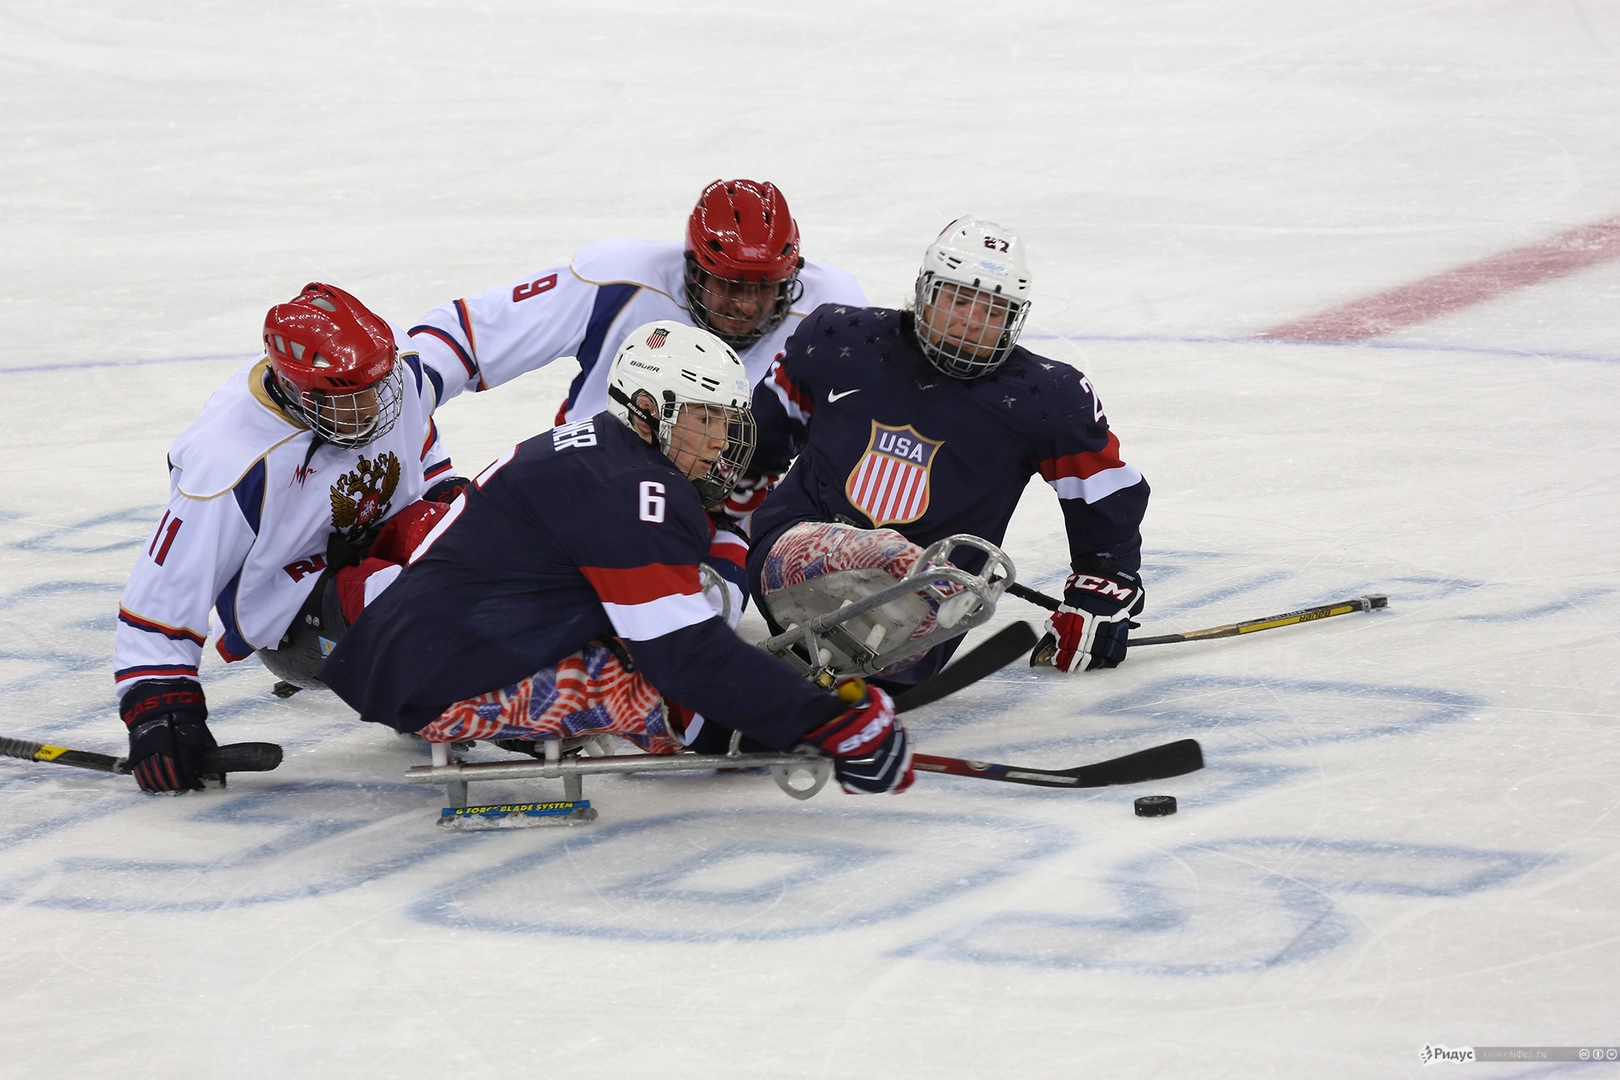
[
  {"x1": 683, "y1": 179, "x2": 805, "y2": 348},
  {"x1": 262, "y1": 283, "x2": 404, "y2": 448}
]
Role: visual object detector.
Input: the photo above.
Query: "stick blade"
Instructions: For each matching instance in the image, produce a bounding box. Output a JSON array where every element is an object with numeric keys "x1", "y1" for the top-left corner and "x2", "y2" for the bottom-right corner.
[
  {"x1": 201, "y1": 742, "x2": 284, "y2": 774},
  {"x1": 1065, "y1": 738, "x2": 1204, "y2": 787},
  {"x1": 893, "y1": 621, "x2": 1039, "y2": 713}
]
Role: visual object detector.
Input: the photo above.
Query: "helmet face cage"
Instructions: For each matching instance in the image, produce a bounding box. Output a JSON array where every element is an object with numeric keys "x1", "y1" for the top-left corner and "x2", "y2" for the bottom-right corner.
[
  {"x1": 656, "y1": 399, "x2": 758, "y2": 509},
  {"x1": 277, "y1": 358, "x2": 404, "y2": 449},
  {"x1": 683, "y1": 256, "x2": 804, "y2": 349},
  {"x1": 263, "y1": 282, "x2": 402, "y2": 446},
  {"x1": 912, "y1": 276, "x2": 1030, "y2": 380}
]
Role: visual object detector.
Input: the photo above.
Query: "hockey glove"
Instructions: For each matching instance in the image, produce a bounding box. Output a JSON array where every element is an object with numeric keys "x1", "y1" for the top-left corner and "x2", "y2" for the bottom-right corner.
[
  {"x1": 1032, "y1": 567, "x2": 1145, "y2": 672},
  {"x1": 719, "y1": 471, "x2": 781, "y2": 522},
  {"x1": 799, "y1": 680, "x2": 915, "y2": 794},
  {"x1": 120, "y1": 679, "x2": 216, "y2": 793}
]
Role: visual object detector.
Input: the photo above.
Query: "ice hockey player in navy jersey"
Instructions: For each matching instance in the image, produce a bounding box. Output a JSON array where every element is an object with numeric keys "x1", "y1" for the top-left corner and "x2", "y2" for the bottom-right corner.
[
  {"x1": 406, "y1": 179, "x2": 866, "y2": 522},
  {"x1": 114, "y1": 283, "x2": 468, "y2": 793},
  {"x1": 320, "y1": 321, "x2": 915, "y2": 796},
  {"x1": 747, "y1": 219, "x2": 1151, "y2": 688}
]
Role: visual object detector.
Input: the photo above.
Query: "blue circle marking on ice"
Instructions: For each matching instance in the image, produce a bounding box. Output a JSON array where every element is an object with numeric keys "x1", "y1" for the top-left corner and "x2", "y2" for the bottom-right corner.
[
  {"x1": 893, "y1": 838, "x2": 1548, "y2": 975},
  {"x1": 407, "y1": 808, "x2": 1073, "y2": 941}
]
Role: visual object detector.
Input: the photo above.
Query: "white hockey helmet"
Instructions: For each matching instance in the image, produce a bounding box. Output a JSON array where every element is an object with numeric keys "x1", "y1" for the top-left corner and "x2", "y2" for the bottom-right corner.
[
  {"x1": 912, "y1": 218, "x2": 1032, "y2": 379},
  {"x1": 606, "y1": 320, "x2": 758, "y2": 508}
]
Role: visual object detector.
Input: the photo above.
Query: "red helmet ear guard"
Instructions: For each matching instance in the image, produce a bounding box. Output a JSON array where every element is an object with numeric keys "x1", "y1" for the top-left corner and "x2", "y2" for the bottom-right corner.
[
  {"x1": 685, "y1": 179, "x2": 803, "y2": 284},
  {"x1": 263, "y1": 282, "x2": 396, "y2": 396}
]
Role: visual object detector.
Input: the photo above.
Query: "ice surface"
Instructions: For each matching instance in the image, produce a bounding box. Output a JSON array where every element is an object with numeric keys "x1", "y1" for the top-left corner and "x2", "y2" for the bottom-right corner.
[{"x1": 2, "y1": 2, "x2": 1618, "y2": 1077}]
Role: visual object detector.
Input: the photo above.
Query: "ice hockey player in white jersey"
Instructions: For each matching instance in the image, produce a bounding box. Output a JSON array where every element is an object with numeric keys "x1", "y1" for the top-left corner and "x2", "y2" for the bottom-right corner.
[
  {"x1": 114, "y1": 283, "x2": 465, "y2": 793},
  {"x1": 406, "y1": 179, "x2": 866, "y2": 520}
]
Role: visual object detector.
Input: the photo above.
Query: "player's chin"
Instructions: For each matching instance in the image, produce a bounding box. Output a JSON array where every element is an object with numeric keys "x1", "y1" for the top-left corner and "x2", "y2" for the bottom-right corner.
[
  {"x1": 949, "y1": 341, "x2": 998, "y2": 360},
  {"x1": 682, "y1": 462, "x2": 722, "y2": 484},
  {"x1": 708, "y1": 315, "x2": 764, "y2": 336}
]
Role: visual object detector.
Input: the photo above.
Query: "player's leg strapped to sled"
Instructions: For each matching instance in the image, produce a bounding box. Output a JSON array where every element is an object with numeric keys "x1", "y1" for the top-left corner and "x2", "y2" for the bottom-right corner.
[
  {"x1": 416, "y1": 639, "x2": 685, "y2": 754},
  {"x1": 756, "y1": 520, "x2": 1015, "y2": 684},
  {"x1": 415, "y1": 554, "x2": 745, "y2": 758}
]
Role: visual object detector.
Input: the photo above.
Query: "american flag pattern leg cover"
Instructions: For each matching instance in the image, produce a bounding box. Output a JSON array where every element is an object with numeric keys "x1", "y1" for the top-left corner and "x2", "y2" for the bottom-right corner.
[
  {"x1": 417, "y1": 639, "x2": 682, "y2": 753},
  {"x1": 761, "y1": 521, "x2": 923, "y2": 592},
  {"x1": 760, "y1": 520, "x2": 963, "y2": 648}
]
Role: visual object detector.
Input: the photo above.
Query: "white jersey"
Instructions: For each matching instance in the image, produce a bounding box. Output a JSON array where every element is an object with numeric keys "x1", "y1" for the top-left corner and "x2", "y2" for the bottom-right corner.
[
  {"x1": 407, "y1": 238, "x2": 866, "y2": 422},
  {"x1": 113, "y1": 341, "x2": 452, "y2": 699}
]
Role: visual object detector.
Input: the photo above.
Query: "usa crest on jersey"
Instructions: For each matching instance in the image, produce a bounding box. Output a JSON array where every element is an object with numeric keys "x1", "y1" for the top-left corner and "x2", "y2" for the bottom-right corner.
[{"x1": 845, "y1": 421, "x2": 943, "y2": 527}]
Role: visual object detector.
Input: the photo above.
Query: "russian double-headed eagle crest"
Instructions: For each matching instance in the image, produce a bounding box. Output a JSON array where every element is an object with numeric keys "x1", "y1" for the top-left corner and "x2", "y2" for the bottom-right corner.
[{"x1": 330, "y1": 451, "x2": 400, "y2": 541}]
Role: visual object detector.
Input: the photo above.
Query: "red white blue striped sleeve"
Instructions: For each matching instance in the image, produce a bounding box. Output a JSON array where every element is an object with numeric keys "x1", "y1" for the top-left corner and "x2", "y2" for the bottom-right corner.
[
  {"x1": 764, "y1": 356, "x2": 815, "y2": 425},
  {"x1": 702, "y1": 524, "x2": 751, "y2": 629},
  {"x1": 578, "y1": 562, "x2": 716, "y2": 642},
  {"x1": 1029, "y1": 366, "x2": 1150, "y2": 572},
  {"x1": 1037, "y1": 431, "x2": 1144, "y2": 504},
  {"x1": 749, "y1": 355, "x2": 814, "y2": 475}
]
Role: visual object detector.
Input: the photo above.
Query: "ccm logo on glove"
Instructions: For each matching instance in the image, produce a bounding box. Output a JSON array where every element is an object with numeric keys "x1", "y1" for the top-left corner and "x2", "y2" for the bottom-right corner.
[{"x1": 1069, "y1": 574, "x2": 1139, "y2": 603}]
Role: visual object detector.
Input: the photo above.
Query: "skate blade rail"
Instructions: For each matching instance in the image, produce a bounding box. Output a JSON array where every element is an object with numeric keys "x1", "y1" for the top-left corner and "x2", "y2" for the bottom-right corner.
[
  {"x1": 762, "y1": 534, "x2": 1015, "y2": 679},
  {"x1": 407, "y1": 734, "x2": 834, "y2": 818}
]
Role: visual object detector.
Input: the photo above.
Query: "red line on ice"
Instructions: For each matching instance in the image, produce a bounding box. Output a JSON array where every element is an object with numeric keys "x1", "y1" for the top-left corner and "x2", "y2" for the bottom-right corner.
[{"x1": 1256, "y1": 215, "x2": 1620, "y2": 342}]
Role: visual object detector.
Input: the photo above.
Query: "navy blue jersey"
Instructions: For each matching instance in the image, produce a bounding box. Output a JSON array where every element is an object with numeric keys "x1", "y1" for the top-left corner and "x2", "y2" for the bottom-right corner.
[
  {"x1": 749, "y1": 305, "x2": 1150, "y2": 577},
  {"x1": 320, "y1": 414, "x2": 841, "y2": 747}
]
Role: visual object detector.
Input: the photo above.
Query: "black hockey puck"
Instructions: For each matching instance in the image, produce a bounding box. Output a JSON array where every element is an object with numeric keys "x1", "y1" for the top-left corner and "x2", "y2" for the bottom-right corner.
[{"x1": 1134, "y1": 795, "x2": 1177, "y2": 817}]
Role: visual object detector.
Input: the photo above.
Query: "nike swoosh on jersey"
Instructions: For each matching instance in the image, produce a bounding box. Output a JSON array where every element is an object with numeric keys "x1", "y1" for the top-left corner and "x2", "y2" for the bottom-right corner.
[{"x1": 827, "y1": 388, "x2": 862, "y2": 402}]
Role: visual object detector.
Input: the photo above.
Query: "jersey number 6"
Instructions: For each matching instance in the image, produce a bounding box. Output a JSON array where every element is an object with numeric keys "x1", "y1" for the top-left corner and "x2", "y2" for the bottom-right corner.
[{"x1": 638, "y1": 481, "x2": 666, "y2": 523}]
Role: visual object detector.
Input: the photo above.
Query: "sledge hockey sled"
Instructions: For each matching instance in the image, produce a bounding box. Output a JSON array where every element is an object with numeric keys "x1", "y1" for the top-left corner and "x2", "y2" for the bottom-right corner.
[{"x1": 760, "y1": 533, "x2": 1016, "y2": 683}]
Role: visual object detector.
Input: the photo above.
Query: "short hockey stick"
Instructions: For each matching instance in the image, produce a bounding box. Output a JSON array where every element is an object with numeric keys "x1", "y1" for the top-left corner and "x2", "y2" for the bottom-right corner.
[
  {"x1": 892, "y1": 621, "x2": 1039, "y2": 713},
  {"x1": 913, "y1": 737, "x2": 1203, "y2": 789},
  {"x1": 0, "y1": 736, "x2": 283, "y2": 777},
  {"x1": 1011, "y1": 583, "x2": 1387, "y2": 645}
]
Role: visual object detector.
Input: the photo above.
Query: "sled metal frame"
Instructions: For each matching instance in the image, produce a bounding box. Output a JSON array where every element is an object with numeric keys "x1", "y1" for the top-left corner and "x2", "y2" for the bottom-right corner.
[
  {"x1": 407, "y1": 733, "x2": 833, "y2": 813},
  {"x1": 760, "y1": 534, "x2": 1016, "y2": 681}
]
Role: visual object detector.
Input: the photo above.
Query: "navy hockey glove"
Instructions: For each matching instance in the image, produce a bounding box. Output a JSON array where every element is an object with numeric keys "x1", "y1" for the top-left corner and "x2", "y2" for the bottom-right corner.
[
  {"x1": 799, "y1": 680, "x2": 914, "y2": 794},
  {"x1": 1032, "y1": 567, "x2": 1145, "y2": 672},
  {"x1": 120, "y1": 679, "x2": 216, "y2": 793}
]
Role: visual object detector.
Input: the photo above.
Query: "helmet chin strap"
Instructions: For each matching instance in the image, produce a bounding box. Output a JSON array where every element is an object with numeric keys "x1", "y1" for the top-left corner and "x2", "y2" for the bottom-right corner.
[
  {"x1": 606, "y1": 384, "x2": 666, "y2": 445},
  {"x1": 264, "y1": 367, "x2": 299, "y2": 419},
  {"x1": 263, "y1": 369, "x2": 329, "y2": 472}
]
